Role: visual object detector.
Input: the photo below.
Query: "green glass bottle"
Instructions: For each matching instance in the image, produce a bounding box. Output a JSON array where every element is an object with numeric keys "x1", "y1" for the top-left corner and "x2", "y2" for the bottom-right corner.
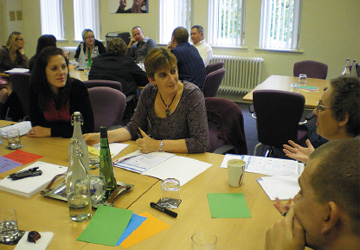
[
  {"x1": 99, "y1": 127, "x2": 117, "y2": 199},
  {"x1": 86, "y1": 47, "x2": 92, "y2": 69}
]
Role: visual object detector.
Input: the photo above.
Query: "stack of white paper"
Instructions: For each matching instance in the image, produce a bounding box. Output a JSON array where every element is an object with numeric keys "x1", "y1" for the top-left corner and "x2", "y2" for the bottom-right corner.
[
  {"x1": 257, "y1": 176, "x2": 300, "y2": 201},
  {"x1": 114, "y1": 152, "x2": 212, "y2": 186},
  {"x1": 0, "y1": 121, "x2": 32, "y2": 137},
  {"x1": 0, "y1": 161, "x2": 67, "y2": 197}
]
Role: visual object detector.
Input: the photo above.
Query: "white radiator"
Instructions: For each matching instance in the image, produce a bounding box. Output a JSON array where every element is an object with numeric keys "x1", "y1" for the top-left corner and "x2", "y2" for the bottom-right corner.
[
  {"x1": 59, "y1": 46, "x2": 77, "y2": 60},
  {"x1": 210, "y1": 55, "x2": 264, "y2": 94}
]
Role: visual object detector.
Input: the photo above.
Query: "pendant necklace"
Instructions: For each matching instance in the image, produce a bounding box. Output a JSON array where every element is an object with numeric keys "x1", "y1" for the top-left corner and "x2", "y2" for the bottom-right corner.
[{"x1": 158, "y1": 91, "x2": 177, "y2": 118}]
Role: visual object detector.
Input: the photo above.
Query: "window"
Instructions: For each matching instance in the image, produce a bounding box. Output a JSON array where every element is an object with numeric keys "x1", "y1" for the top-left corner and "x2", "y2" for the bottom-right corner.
[
  {"x1": 259, "y1": 0, "x2": 303, "y2": 50},
  {"x1": 159, "y1": 0, "x2": 191, "y2": 44},
  {"x1": 208, "y1": 0, "x2": 246, "y2": 47},
  {"x1": 40, "y1": 0, "x2": 65, "y2": 40},
  {"x1": 73, "y1": 0, "x2": 100, "y2": 41}
]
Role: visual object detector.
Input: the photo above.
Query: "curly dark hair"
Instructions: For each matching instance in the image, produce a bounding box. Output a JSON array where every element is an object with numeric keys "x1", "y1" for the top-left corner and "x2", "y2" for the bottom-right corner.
[
  {"x1": 30, "y1": 47, "x2": 71, "y2": 111},
  {"x1": 329, "y1": 76, "x2": 360, "y2": 137}
]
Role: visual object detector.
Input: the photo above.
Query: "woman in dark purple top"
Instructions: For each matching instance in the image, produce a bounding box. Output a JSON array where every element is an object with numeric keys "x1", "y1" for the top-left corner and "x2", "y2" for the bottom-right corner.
[{"x1": 85, "y1": 48, "x2": 209, "y2": 153}]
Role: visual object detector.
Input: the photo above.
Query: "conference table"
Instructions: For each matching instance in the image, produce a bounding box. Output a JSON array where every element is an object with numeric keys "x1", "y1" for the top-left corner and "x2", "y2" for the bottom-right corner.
[
  {"x1": 1, "y1": 121, "x2": 285, "y2": 250},
  {"x1": 242, "y1": 75, "x2": 331, "y2": 109}
]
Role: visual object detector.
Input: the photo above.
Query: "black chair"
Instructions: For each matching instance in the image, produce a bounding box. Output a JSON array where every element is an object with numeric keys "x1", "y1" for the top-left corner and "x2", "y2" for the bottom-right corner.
[
  {"x1": 202, "y1": 68, "x2": 226, "y2": 97},
  {"x1": 252, "y1": 90, "x2": 308, "y2": 157},
  {"x1": 293, "y1": 60, "x2": 328, "y2": 79},
  {"x1": 206, "y1": 61, "x2": 224, "y2": 75},
  {"x1": 205, "y1": 97, "x2": 247, "y2": 154},
  {"x1": 8, "y1": 72, "x2": 31, "y2": 120}
]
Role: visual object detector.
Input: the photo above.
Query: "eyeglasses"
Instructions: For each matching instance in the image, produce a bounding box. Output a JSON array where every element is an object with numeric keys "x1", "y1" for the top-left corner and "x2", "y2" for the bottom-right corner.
[
  {"x1": 316, "y1": 100, "x2": 330, "y2": 113},
  {"x1": 16, "y1": 38, "x2": 24, "y2": 41},
  {"x1": 85, "y1": 36, "x2": 94, "y2": 39}
]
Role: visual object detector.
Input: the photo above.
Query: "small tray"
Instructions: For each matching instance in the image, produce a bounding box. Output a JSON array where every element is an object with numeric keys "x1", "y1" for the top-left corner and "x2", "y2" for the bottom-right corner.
[{"x1": 41, "y1": 179, "x2": 134, "y2": 208}]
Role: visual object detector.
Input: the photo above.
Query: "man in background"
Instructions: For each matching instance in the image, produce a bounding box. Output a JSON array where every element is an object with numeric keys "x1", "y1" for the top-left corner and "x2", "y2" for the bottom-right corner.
[
  {"x1": 167, "y1": 27, "x2": 206, "y2": 89},
  {"x1": 191, "y1": 25, "x2": 213, "y2": 67},
  {"x1": 126, "y1": 26, "x2": 156, "y2": 63},
  {"x1": 266, "y1": 139, "x2": 360, "y2": 250}
]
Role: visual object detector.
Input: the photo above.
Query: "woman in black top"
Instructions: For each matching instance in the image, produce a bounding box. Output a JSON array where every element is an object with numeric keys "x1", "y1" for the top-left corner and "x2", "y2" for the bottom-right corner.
[
  {"x1": 28, "y1": 47, "x2": 94, "y2": 138},
  {"x1": 29, "y1": 34, "x2": 57, "y2": 71},
  {"x1": 74, "y1": 29, "x2": 106, "y2": 60}
]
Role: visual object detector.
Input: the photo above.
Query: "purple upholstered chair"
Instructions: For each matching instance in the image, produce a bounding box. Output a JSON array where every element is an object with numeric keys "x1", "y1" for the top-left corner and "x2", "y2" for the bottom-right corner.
[
  {"x1": 293, "y1": 60, "x2": 328, "y2": 79},
  {"x1": 205, "y1": 97, "x2": 247, "y2": 154},
  {"x1": 88, "y1": 87, "x2": 126, "y2": 132},
  {"x1": 206, "y1": 61, "x2": 224, "y2": 75},
  {"x1": 253, "y1": 90, "x2": 308, "y2": 156},
  {"x1": 202, "y1": 68, "x2": 226, "y2": 97},
  {"x1": 83, "y1": 79, "x2": 122, "y2": 92}
]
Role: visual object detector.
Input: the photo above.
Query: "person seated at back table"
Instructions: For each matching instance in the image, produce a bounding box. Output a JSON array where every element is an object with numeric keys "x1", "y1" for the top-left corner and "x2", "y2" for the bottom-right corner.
[
  {"x1": 190, "y1": 25, "x2": 213, "y2": 67},
  {"x1": 89, "y1": 37, "x2": 148, "y2": 97},
  {"x1": 126, "y1": 26, "x2": 157, "y2": 63},
  {"x1": 266, "y1": 139, "x2": 360, "y2": 250},
  {"x1": 167, "y1": 27, "x2": 206, "y2": 89},
  {"x1": 84, "y1": 48, "x2": 209, "y2": 154},
  {"x1": 74, "y1": 29, "x2": 106, "y2": 60},
  {"x1": 29, "y1": 34, "x2": 57, "y2": 71},
  {"x1": 28, "y1": 47, "x2": 94, "y2": 138},
  {"x1": 0, "y1": 31, "x2": 29, "y2": 121},
  {"x1": 274, "y1": 76, "x2": 360, "y2": 214}
]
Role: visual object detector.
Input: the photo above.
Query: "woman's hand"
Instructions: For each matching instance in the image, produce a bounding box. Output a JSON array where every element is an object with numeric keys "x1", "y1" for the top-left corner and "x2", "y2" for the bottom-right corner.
[
  {"x1": 265, "y1": 208, "x2": 305, "y2": 250},
  {"x1": 83, "y1": 133, "x2": 100, "y2": 145},
  {"x1": 136, "y1": 128, "x2": 159, "y2": 153},
  {"x1": 27, "y1": 126, "x2": 51, "y2": 138},
  {"x1": 274, "y1": 197, "x2": 293, "y2": 215},
  {"x1": 283, "y1": 139, "x2": 314, "y2": 163}
]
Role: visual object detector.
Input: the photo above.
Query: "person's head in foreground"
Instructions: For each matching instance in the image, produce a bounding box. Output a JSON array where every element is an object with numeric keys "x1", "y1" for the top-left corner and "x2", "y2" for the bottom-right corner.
[
  {"x1": 267, "y1": 139, "x2": 360, "y2": 250},
  {"x1": 107, "y1": 38, "x2": 127, "y2": 56},
  {"x1": 313, "y1": 76, "x2": 360, "y2": 140}
]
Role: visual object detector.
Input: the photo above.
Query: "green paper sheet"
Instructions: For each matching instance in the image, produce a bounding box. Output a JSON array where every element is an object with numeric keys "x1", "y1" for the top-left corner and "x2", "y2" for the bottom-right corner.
[
  {"x1": 77, "y1": 205, "x2": 133, "y2": 246},
  {"x1": 207, "y1": 193, "x2": 252, "y2": 218}
]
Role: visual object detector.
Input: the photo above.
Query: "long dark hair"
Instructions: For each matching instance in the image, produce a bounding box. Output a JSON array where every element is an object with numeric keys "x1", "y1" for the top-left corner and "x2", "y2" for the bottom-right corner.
[
  {"x1": 30, "y1": 47, "x2": 71, "y2": 111},
  {"x1": 36, "y1": 34, "x2": 57, "y2": 54}
]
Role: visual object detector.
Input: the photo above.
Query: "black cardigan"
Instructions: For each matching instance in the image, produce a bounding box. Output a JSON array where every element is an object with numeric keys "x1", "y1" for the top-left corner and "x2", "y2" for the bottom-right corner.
[
  {"x1": 29, "y1": 78, "x2": 94, "y2": 138},
  {"x1": 74, "y1": 40, "x2": 106, "y2": 59}
]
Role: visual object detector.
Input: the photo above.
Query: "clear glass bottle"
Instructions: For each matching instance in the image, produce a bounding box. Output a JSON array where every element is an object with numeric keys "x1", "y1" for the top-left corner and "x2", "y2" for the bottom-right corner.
[
  {"x1": 350, "y1": 60, "x2": 358, "y2": 77},
  {"x1": 99, "y1": 127, "x2": 117, "y2": 199},
  {"x1": 78, "y1": 43, "x2": 86, "y2": 71},
  {"x1": 342, "y1": 58, "x2": 351, "y2": 75},
  {"x1": 70, "y1": 112, "x2": 89, "y2": 172},
  {"x1": 92, "y1": 46, "x2": 99, "y2": 59},
  {"x1": 66, "y1": 139, "x2": 92, "y2": 222}
]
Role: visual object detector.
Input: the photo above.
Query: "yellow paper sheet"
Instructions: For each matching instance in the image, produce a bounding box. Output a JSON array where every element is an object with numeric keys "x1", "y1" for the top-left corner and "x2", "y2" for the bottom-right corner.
[{"x1": 120, "y1": 211, "x2": 170, "y2": 248}]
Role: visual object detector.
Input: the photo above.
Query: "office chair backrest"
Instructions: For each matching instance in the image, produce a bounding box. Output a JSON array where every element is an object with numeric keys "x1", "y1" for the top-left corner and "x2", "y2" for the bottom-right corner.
[
  {"x1": 253, "y1": 90, "x2": 305, "y2": 148},
  {"x1": 88, "y1": 86, "x2": 126, "y2": 132},
  {"x1": 202, "y1": 68, "x2": 226, "y2": 97},
  {"x1": 205, "y1": 97, "x2": 247, "y2": 154},
  {"x1": 83, "y1": 79, "x2": 122, "y2": 92},
  {"x1": 9, "y1": 72, "x2": 31, "y2": 118},
  {"x1": 206, "y1": 61, "x2": 224, "y2": 75},
  {"x1": 293, "y1": 60, "x2": 328, "y2": 79}
]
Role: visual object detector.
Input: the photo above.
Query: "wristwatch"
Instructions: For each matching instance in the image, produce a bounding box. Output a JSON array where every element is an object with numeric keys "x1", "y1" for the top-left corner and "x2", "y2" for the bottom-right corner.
[{"x1": 159, "y1": 140, "x2": 164, "y2": 152}]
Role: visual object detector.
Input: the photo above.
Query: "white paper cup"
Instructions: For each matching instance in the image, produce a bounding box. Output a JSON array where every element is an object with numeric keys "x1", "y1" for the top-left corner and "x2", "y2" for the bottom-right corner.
[{"x1": 227, "y1": 159, "x2": 246, "y2": 187}]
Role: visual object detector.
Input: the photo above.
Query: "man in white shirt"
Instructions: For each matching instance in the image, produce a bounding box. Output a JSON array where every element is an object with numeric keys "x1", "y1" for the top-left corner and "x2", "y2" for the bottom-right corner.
[{"x1": 190, "y1": 25, "x2": 213, "y2": 67}]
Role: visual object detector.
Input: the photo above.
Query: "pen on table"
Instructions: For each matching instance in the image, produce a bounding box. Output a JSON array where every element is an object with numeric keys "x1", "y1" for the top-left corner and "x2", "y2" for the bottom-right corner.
[{"x1": 150, "y1": 202, "x2": 178, "y2": 218}]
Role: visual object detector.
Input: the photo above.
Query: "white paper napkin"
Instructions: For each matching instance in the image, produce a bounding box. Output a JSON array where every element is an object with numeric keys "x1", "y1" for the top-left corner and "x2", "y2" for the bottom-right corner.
[{"x1": 14, "y1": 232, "x2": 54, "y2": 250}]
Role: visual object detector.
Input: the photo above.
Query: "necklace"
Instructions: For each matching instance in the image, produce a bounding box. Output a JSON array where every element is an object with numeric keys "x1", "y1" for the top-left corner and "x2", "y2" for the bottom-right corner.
[{"x1": 158, "y1": 91, "x2": 177, "y2": 118}]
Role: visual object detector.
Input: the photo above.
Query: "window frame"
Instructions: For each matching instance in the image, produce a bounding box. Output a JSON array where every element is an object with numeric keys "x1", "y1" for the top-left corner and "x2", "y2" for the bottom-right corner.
[
  {"x1": 258, "y1": 0, "x2": 303, "y2": 51},
  {"x1": 207, "y1": 0, "x2": 247, "y2": 48}
]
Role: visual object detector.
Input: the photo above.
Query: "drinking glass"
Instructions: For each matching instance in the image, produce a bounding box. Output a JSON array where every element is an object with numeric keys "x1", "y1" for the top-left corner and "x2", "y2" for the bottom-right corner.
[
  {"x1": 6, "y1": 129, "x2": 22, "y2": 150},
  {"x1": 157, "y1": 178, "x2": 181, "y2": 209},
  {"x1": 0, "y1": 208, "x2": 21, "y2": 244},
  {"x1": 191, "y1": 231, "x2": 217, "y2": 250},
  {"x1": 298, "y1": 74, "x2": 307, "y2": 84}
]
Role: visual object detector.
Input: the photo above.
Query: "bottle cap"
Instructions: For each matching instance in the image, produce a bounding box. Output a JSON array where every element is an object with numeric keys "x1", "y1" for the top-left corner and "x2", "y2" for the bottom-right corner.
[{"x1": 100, "y1": 126, "x2": 108, "y2": 138}]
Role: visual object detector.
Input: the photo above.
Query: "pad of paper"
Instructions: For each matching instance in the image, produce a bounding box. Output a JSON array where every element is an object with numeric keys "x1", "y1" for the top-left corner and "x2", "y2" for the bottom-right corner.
[
  {"x1": 77, "y1": 205, "x2": 133, "y2": 246},
  {"x1": 207, "y1": 193, "x2": 252, "y2": 218},
  {"x1": 120, "y1": 211, "x2": 170, "y2": 248}
]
